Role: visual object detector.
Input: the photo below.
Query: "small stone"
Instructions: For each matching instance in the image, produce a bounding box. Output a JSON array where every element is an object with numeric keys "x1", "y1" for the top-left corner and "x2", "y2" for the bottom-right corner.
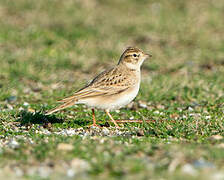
[
  {"x1": 193, "y1": 158, "x2": 215, "y2": 169},
  {"x1": 57, "y1": 143, "x2": 74, "y2": 151},
  {"x1": 181, "y1": 164, "x2": 197, "y2": 176},
  {"x1": 211, "y1": 172, "x2": 224, "y2": 180},
  {"x1": 217, "y1": 143, "x2": 224, "y2": 148},
  {"x1": 102, "y1": 128, "x2": 109, "y2": 136},
  {"x1": 41, "y1": 129, "x2": 51, "y2": 135},
  {"x1": 99, "y1": 138, "x2": 105, "y2": 144},
  {"x1": 138, "y1": 101, "x2": 147, "y2": 108},
  {"x1": 210, "y1": 135, "x2": 223, "y2": 140},
  {"x1": 37, "y1": 166, "x2": 51, "y2": 178},
  {"x1": 51, "y1": 83, "x2": 60, "y2": 89},
  {"x1": 18, "y1": 107, "x2": 24, "y2": 111},
  {"x1": 60, "y1": 129, "x2": 78, "y2": 136},
  {"x1": 31, "y1": 86, "x2": 42, "y2": 92},
  {"x1": 23, "y1": 88, "x2": 31, "y2": 93},
  {"x1": 90, "y1": 125, "x2": 100, "y2": 131},
  {"x1": 7, "y1": 139, "x2": 19, "y2": 149},
  {"x1": 7, "y1": 104, "x2": 14, "y2": 110},
  {"x1": 156, "y1": 104, "x2": 165, "y2": 109},
  {"x1": 71, "y1": 158, "x2": 90, "y2": 173},
  {"x1": 14, "y1": 167, "x2": 24, "y2": 177},
  {"x1": 67, "y1": 168, "x2": 76, "y2": 177},
  {"x1": 23, "y1": 102, "x2": 29, "y2": 106},
  {"x1": 154, "y1": 110, "x2": 160, "y2": 114},
  {"x1": 7, "y1": 96, "x2": 17, "y2": 103},
  {"x1": 177, "y1": 108, "x2": 183, "y2": 112},
  {"x1": 188, "y1": 107, "x2": 194, "y2": 111}
]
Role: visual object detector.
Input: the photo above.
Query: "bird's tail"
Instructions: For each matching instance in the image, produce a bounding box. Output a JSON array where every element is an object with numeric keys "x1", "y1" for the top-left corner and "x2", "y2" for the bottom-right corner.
[{"x1": 46, "y1": 99, "x2": 77, "y2": 115}]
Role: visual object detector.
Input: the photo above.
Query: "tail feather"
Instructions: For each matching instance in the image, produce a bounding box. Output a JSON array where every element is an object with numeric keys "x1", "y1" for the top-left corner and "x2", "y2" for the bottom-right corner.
[
  {"x1": 46, "y1": 99, "x2": 76, "y2": 115},
  {"x1": 57, "y1": 90, "x2": 94, "y2": 102}
]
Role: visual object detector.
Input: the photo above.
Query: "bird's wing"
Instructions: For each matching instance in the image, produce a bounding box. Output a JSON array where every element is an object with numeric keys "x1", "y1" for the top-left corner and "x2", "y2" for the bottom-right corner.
[
  {"x1": 46, "y1": 67, "x2": 136, "y2": 115},
  {"x1": 58, "y1": 67, "x2": 135, "y2": 102}
]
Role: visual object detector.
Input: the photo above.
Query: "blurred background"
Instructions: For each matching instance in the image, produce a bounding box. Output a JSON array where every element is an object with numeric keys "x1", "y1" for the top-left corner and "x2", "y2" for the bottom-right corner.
[{"x1": 0, "y1": 0, "x2": 223, "y2": 102}]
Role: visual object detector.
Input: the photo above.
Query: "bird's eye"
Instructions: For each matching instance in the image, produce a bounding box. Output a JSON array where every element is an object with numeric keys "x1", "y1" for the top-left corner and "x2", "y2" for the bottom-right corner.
[{"x1": 133, "y1": 54, "x2": 137, "y2": 57}]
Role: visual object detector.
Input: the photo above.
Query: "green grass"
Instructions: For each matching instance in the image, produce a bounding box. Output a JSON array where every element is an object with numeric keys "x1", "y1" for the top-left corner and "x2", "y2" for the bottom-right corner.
[{"x1": 0, "y1": 0, "x2": 224, "y2": 179}]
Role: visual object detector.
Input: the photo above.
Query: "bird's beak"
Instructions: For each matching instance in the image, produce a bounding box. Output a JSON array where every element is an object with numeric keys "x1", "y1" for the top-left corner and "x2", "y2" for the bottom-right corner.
[{"x1": 145, "y1": 53, "x2": 152, "y2": 58}]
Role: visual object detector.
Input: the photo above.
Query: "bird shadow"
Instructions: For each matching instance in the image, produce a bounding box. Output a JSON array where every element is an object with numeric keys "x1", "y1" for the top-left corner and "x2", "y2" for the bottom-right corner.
[
  {"x1": 16, "y1": 110, "x2": 96, "y2": 127},
  {"x1": 17, "y1": 111, "x2": 64, "y2": 126}
]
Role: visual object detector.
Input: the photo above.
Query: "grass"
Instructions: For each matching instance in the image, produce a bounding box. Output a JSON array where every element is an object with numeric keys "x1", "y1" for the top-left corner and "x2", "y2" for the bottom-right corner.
[{"x1": 0, "y1": 0, "x2": 224, "y2": 179}]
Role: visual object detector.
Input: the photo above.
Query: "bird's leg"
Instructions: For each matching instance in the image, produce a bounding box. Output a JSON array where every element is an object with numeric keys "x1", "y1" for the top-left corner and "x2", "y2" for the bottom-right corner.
[
  {"x1": 105, "y1": 110, "x2": 120, "y2": 128},
  {"x1": 92, "y1": 109, "x2": 97, "y2": 126},
  {"x1": 87, "y1": 109, "x2": 101, "y2": 128}
]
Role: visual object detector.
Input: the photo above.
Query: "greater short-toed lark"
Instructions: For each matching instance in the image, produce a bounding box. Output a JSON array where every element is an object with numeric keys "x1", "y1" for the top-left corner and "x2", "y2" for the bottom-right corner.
[{"x1": 46, "y1": 47, "x2": 151, "y2": 128}]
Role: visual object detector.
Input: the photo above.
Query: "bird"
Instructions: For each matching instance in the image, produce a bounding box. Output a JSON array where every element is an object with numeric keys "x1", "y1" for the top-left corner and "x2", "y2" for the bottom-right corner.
[{"x1": 46, "y1": 47, "x2": 152, "y2": 128}]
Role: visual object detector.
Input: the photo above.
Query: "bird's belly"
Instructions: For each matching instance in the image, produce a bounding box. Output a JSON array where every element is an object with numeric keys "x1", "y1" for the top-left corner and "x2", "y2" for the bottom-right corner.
[{"x1": 76, "y1": 84, "x2": 140, "y2": 110}]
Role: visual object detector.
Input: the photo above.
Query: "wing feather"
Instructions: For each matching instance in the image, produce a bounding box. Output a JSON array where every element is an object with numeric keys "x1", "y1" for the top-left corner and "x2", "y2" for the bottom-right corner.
[
  {"x1": 58, "y1": 66, "x2": 135, "y2": 102},
  {"x1": 46, "y1": 66, "x2": 136, "y2": 115}
]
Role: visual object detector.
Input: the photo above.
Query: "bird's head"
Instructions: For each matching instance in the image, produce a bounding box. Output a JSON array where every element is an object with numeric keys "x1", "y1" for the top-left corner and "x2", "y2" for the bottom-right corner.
[{"x1": 118, "y1": 47, "x2": 151, "y2": 70}]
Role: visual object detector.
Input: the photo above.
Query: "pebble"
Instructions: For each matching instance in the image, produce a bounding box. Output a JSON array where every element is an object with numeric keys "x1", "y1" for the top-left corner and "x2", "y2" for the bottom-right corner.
[
  {"x1": 7, "y1": 139, "x2": 19, "y2": 149},
  {"x1": 57, "y1": 143, "x2": 74, "y2": 151},
  {"x1": 157, "y1": 104, "x2": 165, "y2": 109},
  {"x1": 7, "y1": 96, "x2": 17, "y2": 103},
  {"x1": 37, "y1": 166, "x2": 52, "y2": 178},
  {"x1": 6, "y1": 104, "x2": 14, "y2": 110},
  {"x1": 67, "y1": 168, "x2": 76, "y2": 177},
  {"x1": 177, "y1": 108, "x2": 183, "y2": 112},
  {"x1": 71, "y1": 158, "x2": 90, "y2": 173},
  {"x1": 217, "y1": 143, "x2": 224, "y2": 148},
  {"x1": 18, "y1": 107, "x2": 24, "y2": 111},
  {"x1": 138, "y1": 101, "x2": 147, "y2": 108},
  {"x1": 23, "y1": 102, "x2": 29, "y2": 106},
  {"x1": 210, "y1": 135, "x2": 223, "y2": 141},
  {"x1": 14, "y1": 167, "x2": 24, "y2": 177},
  {"x1": 181, "y1": 164, "x2": 198, "y2": 176},
  {"x1": 211, "y1": 172, "x2": 224, "y2": 180},
  {"x1": 193, "y1": 158, "x2": 215, "y2": 169},
  {"x1": 102, "y1": 128, "x2": 109, "y2": 136},
  {"x1": 41, "y1": 129, "x2": 51, "y2": 135},
  {"x1": 55, "y1": 129, "x2": 77, "y2": 136}
]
